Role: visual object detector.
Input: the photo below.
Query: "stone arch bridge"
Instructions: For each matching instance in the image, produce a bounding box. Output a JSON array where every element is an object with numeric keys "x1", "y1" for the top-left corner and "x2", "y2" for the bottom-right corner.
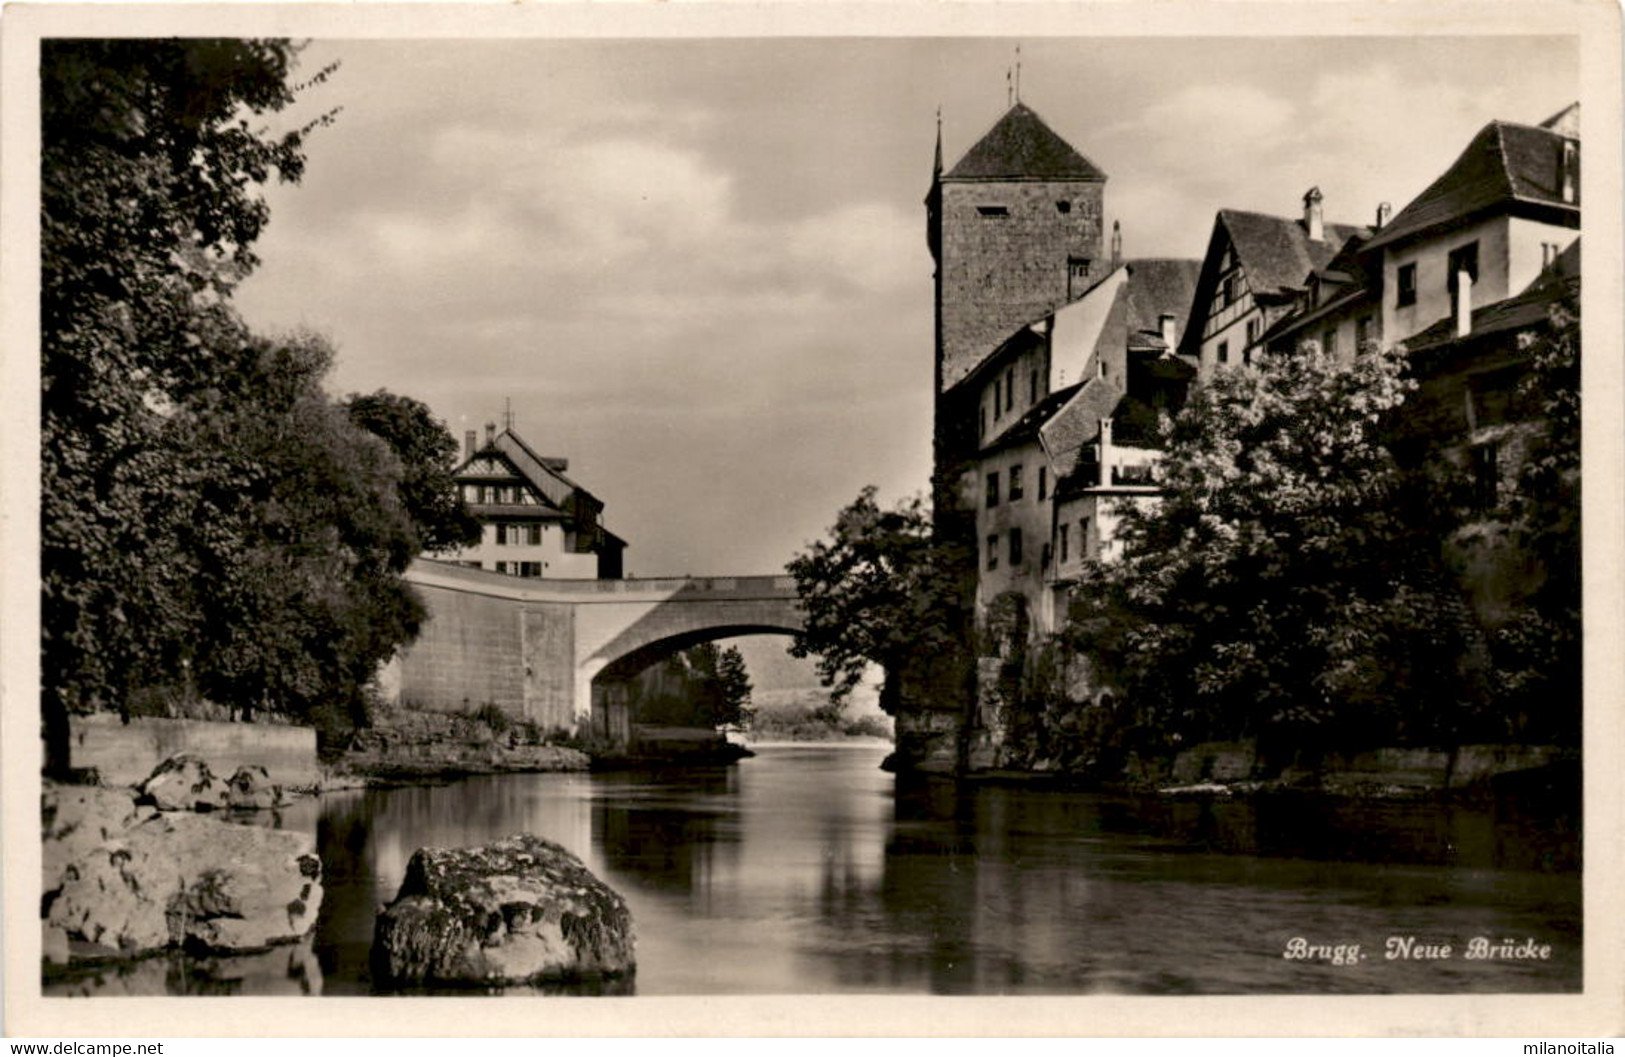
[{"x1": 387, "y1": 560, "x2": 804, "y2": 744}]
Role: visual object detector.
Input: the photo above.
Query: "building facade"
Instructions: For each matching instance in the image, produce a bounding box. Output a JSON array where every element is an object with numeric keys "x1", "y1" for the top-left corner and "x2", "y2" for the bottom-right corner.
[
  {"x1": 1180, "y1": 192, "x2": 1371, "y2": 375},
  {"x1": 442, "y1": 423, "x2": 626, "y2": 580}
]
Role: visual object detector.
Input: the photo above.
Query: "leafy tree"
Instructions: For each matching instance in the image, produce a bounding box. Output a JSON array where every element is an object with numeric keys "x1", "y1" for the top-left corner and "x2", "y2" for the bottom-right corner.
[
  {"x1": 1066, "y1": 342, "x2": 1487, "y2": 759},
  {"x1": 1489, "y1": 294, "x2": 1581, "y2": 741},
  {"x1": 40, "y1": 39, "x2": 334, "y2": 775},
  {"x1": 345, "y1": 390, "x2": 482, "y2": 553},
  {"x1": 787, "y1": 487, "x2": 966, "y2": 715},
  {"x1": 184, "y1": 335, "x2": 425, "y2": 743},
  {"x1": 713, "y1": 645, "x2": 755, "y2": 729}
]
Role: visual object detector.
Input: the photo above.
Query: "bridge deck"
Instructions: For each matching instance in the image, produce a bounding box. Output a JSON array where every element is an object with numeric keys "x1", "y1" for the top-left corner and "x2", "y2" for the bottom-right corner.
[{"x1": 407, "y1": 559, "x2": 798, "y2": 602}]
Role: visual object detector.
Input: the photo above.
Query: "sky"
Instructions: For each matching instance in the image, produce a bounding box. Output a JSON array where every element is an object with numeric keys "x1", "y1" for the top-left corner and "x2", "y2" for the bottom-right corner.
[{"x1": 233, "y1": 35, "x2": 1578, "y2": 580}]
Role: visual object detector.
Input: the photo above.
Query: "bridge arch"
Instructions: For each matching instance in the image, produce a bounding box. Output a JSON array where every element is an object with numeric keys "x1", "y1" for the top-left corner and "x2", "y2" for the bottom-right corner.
[
  {"x1": 397, "y1": 562, "x2": 803, "y2": 745},
  {"x1": 587, "y1": 622, "x2": 804, "y2": 745}
]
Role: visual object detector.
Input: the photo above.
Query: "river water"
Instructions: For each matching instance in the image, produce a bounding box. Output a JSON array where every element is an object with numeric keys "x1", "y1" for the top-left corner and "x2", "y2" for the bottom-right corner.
[{"x1": 51, "y1": 741, "x2": 1581, "y2": 996}]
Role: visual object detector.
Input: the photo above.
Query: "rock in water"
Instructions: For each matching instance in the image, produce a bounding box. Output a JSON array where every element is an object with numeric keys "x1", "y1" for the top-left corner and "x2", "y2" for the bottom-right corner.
[
  {"x1": 141, "y1": 754, "x2": 227, "y2": 812},
  {"x1": 371, "y1": 834, "x2": 634, "y2": 988},
  {"x1": 43, "y1": 783, "x2": 322, "y2": 958},
  {"x1": 224, "y1": 765, "x2": 284, "y2": 810}
]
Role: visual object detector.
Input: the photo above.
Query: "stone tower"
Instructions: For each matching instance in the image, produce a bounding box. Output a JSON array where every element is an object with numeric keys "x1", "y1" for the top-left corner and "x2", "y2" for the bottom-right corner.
[{"x1": 928, "y1": 102, "x2": 1108, "y2": 394}]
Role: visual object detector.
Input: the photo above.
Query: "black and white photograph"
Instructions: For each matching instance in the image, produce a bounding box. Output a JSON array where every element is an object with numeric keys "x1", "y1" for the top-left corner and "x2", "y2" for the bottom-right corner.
[{"x1": 3, "y1": 0, "x2": 1621, "y2": 1039}]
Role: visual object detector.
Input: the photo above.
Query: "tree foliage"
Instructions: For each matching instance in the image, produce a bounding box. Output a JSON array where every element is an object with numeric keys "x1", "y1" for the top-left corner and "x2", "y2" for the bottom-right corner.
[
  {"x1": 787, "y1": 487, "x2": 965, "y2": 712},
  {"x1": 1066, "y1": 342, "x2": 1488, "y2": 756},
  {"x1": 1487, "y1": 295, "x2": 1581, "y2": 739},
  {"x1": 634, "y1": 642, "x2": 754, "y2": 730},
  {"x1": 346, "y1": 390, "x2": 482, "y2": 553},
  {"x1": 42, "y1": 40, "x2": 333, "y2": 771},
  {"x1": 37, "y1": 40, "x2": 450, "y2": 767}
]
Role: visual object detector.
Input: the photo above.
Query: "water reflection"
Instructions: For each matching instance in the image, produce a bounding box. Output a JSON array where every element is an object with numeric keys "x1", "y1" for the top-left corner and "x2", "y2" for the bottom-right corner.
[{"x1": 49, "y1": 743, "x2": 1581, "y2": 996}]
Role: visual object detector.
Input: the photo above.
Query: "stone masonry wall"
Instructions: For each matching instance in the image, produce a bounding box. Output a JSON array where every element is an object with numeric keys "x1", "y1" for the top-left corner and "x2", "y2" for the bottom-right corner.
[
  {"x1": 69, "y1": 714, "x2": 319, "y2": 788},
  {"x1": 940, "y1": 179, "x2": 1104, "y2": 390},
  {"x1": 396, "y1": 582, "x2": 525, "y2": 717}
]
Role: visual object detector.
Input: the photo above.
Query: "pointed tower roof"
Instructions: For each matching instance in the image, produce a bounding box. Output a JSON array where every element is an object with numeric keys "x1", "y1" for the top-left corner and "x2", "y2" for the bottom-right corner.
[{"x1": 944, "y1": 102, "x2": 1106, "y2": 182}]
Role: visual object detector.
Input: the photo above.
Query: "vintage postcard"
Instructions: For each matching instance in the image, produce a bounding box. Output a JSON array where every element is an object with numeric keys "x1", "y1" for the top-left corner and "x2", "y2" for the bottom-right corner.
[{"x1": 3, "y1": 0, "x2": 1621, "y2": 1039}]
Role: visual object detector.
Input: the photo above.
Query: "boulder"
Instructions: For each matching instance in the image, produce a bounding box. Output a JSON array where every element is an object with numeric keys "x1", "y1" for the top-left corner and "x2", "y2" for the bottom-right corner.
[
  {"x1": 224, "y1": 765, "x2": 285, "y2": 810},
  {"x1": 42, "y1": 783, "x2": 322, "y2": 959},
  {"x1": 140, "y1": 754, "x2": 228, "y2": 812},
  {"x1": 371, "y1": 833, "x2": 633, "y2": 988}
]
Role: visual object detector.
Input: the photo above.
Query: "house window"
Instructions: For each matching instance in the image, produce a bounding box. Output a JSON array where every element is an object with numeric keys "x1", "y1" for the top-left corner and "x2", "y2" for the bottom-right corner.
[
  {"x1": 1004, "y1": 368, "x2": 1015, "y2": 412},
  {"x1": 1221, "y1": 274, "x2": 1237, "y2": 306},
  {"x1": 495, "y1": 561, "x2": 510, "y2": 575},
  {"x1": 1217, "y1": 341, "x2": 1229, "y2": 365},
  {"x1": 1542, "y1": 242, "x2": 1562, "y2": 267},
  {"x1": 992, "y1": 378, "x2": 1001, "y2": 417},
  {"x1": 1246, "y1": 317, "x2": 1260, "y2": 346},
  {"x1": 520, "y1": 562, "x2": 543, "y2": 578},
  {"x1": 986, "y1": 471, "x2": 1000, "y2": 509},
  {"x1": 1038, "y1": 466, "x2": 1048, "y2": 501},
  {"x1": 1322, "y1": 328, "x2": 1337, "y2": 357},
  {"x1": 977, "y1": 205, "x2": 1009, "y2": 217},
  {"x1": 1058, "y1": 523, "x2": 1070, "y2": 563},
  {"x1": 986, "y1": 535, "x2": 999, "y2": 571},
  {"x1": 1471, "y1": 443, "x2": 1499, "y2": 511},
  {"x1": 1561, "y1": 140, "x2": 1578, "y2": 204},
  {"x1": 496, "y1": 524, "x2": 508, "y2": 545},
  {"x1": 1356, "y1": 316, "x2": 1372, "y2": 349},
  {"x1": 1396, "y1": 263, "x2": 1417, "y2": 307},
  {"x1": 1080, "y1": 518, "x2": 1091, "y2": 556},
  {"x1": 526, "y1": 524, "x2": 542, "y2": 546},
  {"x1": 1447, "y1": 242, "x2": 1480, "y2": 297},
  {"x1": 1009, "y1": 465, "x2": 1024, "y2": 501},
  {"x1": 1009, "y1": 528, "x2": 1023, "y2": 567}
]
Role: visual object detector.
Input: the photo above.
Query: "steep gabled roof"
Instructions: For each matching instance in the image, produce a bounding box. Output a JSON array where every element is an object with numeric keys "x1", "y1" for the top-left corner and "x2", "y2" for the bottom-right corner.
[
  {"x1": 1220, "y1": 209, "x2": 1369, "y2": 298},
  {"x1": 1364, "y1": 119, "x2": 1580, "y2": 252},
  {"x1": 944, "y1": 102, "x2": 1107, "y2": 182},
  {"x1": 1124, "y1": 258, "x2": 1201, "y2": 347}
]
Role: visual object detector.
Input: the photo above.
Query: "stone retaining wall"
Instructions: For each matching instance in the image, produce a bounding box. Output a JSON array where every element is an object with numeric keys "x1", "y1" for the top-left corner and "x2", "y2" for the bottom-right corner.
[{"x1": 69, "y1": 714, "x2": 319, "y2": 788}]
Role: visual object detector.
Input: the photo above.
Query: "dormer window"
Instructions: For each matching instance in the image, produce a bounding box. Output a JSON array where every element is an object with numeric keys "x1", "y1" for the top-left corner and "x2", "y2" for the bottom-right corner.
[{"x1": 977, "y1": 205, "x2": 1009, "y2": 217}]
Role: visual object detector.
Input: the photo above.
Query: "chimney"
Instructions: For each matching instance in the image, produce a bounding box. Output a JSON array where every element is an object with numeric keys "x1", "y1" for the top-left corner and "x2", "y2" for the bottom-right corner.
[
  {"x1": 1375, "y1": 201, "x2": 1393, "y2": 229},
  {"x1": 1454, "y1": 267, "x2": 1474, "y2": 338},
  {"x1": 1159, "y1": 313, "x2": 1178, "y2": 349},
  {"x1": 1110, "y1": 221, "x2": 1123, "y2": 269},
  {"x1": 1303, "y1": 187, "x2": 1324, "y2": 242},
  {"x1": 1560, "y1": 140, "x2": 1578, "y2": 204},
  {"x1": 464, "y1": 430, "x2": 477, "y2": 460},
  {"x1": 485, "y1": 421, "x2": 497, "y2": 446}
]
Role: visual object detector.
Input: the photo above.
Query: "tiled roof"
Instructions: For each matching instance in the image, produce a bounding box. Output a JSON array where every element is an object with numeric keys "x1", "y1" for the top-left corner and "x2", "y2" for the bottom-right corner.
[
  {"x1": 1410, "y1": 273, "x2": 1573, "y2": 356},
  {"x1": 1124, "y1": 258, "x2": 1201, "y2": 345},
  {"x1": 980, "y1": 382, "x2": 1085, "y2": 455},
  {"x1": 945, "y1": 103, "x2": 1107, "y2": 182},
  {"x1": 1220, "y1": 210, "x2": 1369, "y2": 298},
  {"x1": 1364, "y1": 120, "x2": 1579, "y2": 252}
]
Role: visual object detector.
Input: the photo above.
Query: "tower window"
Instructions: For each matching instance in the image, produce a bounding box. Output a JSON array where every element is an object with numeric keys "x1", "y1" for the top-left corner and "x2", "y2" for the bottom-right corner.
[
  {"x1": 977, "y1": 205, "x2": 1009, "y2": 217},
  {"x1": 1056, "y1": 200, "x2": 1072, "y2": 214}
]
